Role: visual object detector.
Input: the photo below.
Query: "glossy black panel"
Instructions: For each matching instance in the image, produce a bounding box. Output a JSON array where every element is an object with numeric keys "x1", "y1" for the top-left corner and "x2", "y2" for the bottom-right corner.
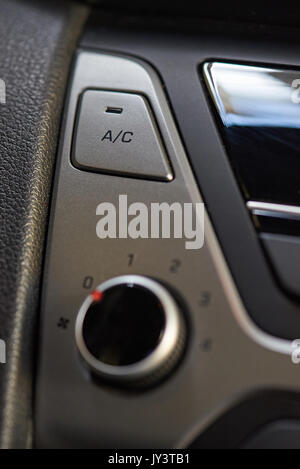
[
  {"x1": 205, "y1": 63, "x2": 300, "y2": 206},
  {"x1": 254, "y1": 214, "x2": 300, "y2": 236}
]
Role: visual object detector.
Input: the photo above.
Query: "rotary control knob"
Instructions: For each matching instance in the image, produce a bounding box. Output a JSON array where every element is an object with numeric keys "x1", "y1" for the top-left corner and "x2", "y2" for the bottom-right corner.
[{"x1": 75, "y1": 275, "x2": 186, "y2": 388}]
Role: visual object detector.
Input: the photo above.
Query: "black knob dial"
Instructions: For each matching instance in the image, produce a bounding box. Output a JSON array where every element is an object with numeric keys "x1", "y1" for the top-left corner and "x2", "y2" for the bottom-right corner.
[{"x1": 75, "y1": 275, "x2": 186, "y2": 388}]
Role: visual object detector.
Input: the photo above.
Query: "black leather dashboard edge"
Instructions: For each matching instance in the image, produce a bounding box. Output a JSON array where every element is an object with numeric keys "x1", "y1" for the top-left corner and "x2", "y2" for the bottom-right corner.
[{"x1": 0, "y1": 0, "x2": 89, "y2": 448}]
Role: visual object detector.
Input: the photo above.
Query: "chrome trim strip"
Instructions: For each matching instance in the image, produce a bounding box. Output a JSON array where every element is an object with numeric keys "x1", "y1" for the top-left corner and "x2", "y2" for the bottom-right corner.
[
  {"x1": 247, "y1": 201, "x2": 300, "y2": 220},
  {"x1": 205, "y1": 217, "x2": 293, "y2": 356},
  {"x1": 203, "y1": 63, "x2": 228, "y2": 126}
]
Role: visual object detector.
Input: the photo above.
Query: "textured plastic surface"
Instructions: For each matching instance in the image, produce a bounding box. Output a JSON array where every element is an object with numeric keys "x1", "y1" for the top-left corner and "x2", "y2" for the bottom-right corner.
[{"x1": 0, "y1": 0, "x2": 88, "y2": 449}]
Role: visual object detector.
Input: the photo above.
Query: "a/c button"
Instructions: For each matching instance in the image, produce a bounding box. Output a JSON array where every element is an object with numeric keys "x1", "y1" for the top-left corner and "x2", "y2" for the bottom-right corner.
[{"x1": 72, "y1": 90, "x2": 173, "y2": 181}]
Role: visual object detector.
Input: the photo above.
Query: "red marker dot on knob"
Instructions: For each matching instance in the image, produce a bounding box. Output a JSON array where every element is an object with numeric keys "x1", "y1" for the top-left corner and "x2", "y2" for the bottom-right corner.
[{"x1": 91, "y1": 290, "x2": 103, "y2": 303}]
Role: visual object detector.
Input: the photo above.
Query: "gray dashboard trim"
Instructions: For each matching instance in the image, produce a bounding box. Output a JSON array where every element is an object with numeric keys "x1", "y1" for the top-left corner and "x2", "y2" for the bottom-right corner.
[
  {"x1": 79, "y1": 23, "x2": 300, "y2": 339},
  {"x1": 36, "y1": 51, "x2": 300, "y2": 449}
]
